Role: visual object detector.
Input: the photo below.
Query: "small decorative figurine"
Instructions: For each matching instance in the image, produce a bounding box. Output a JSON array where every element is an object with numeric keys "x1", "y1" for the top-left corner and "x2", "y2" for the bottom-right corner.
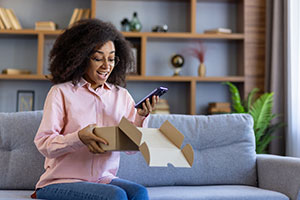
[
  {"x1": 120, "y1": 18, "x2": 130, "y2": 32},
  {"x1": 171, "y1": 54, "x2": 184, "y2": 76},
  {"x1": 152, "y1": 24, "x2": 168, "y2": 32}
]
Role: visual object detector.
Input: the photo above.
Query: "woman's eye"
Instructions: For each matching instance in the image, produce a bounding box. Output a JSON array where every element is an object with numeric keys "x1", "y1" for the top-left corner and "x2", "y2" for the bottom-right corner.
[
  {"x1": 94, "y1": 58, "x2": 103, "y2": 62},
  {"x1": 108, "y1": 58, "x2": 115, "y2": 62}
]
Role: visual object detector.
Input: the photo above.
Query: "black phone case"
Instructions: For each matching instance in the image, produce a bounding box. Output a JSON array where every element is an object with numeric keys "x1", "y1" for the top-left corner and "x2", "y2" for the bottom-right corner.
[{"x1": 135, "y1": 87, "x2": 168, "y2": 109}]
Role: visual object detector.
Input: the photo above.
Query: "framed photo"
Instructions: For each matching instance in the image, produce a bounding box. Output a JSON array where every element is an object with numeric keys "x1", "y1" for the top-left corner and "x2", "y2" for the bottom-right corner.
[
  {"x1": 126, "y1": 47, "x2": 138, "y2": 75},
  {"x1": 17, "y1": 90, "x2": 35, "y2": 112}
]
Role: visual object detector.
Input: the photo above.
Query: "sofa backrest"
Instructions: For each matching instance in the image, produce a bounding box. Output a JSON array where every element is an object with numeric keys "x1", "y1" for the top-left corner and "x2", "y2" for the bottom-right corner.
[
  {"x1": 117, "y1": 114, "x2": 257, "y2": 187},
  {"x1": 0, "y1": 111, "x2": 44, "y2": 190}
]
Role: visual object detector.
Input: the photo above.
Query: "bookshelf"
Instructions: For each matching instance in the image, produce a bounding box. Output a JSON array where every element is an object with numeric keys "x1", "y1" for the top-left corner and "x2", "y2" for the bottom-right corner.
[{"x1": 0, "y1": 0, "x2": 266, "y2": 114}]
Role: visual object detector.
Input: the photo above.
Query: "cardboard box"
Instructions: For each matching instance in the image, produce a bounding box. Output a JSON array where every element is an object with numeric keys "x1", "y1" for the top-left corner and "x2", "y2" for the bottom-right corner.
[{"x1": 94, "y1": 117, "x2": 194, "y2": 168}]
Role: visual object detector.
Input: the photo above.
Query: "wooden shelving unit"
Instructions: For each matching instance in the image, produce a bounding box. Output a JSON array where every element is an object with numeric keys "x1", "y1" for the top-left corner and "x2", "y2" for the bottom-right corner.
[{"x1": 0, "y1": 0, "x2": 266, "y2": 114}]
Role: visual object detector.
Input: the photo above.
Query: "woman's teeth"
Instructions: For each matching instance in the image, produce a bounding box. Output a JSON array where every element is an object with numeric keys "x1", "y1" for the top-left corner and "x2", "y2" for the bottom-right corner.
[{"x1": 97, "y1": 71, "x2": 107, "y2": 76}]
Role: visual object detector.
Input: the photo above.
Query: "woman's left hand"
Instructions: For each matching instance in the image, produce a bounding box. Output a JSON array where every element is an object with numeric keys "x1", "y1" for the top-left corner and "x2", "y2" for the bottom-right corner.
[{"x1": 137, "y1": 95, "x2": 159, "y2": 117}]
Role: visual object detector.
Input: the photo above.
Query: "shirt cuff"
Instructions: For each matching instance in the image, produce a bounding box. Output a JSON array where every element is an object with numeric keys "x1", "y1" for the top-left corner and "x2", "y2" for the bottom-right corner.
[
  {"x1": 65, "y1": 131, "x2": 86, "y2": 150},
  {"x1": 134, "y1": 113, "x2": 148, "y2": 127}
]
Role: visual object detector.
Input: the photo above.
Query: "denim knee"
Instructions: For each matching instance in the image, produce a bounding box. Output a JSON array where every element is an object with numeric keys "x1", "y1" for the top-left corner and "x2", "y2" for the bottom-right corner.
[
  {"x1": 132, "y1": 185, "x2": 148, "y2": 200},
  {"x1": 110, "y1": 187, "x2": 128, "y2": 200}
]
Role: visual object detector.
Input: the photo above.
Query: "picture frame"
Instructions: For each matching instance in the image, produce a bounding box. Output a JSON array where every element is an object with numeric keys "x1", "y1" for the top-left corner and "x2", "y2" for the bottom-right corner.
[
  {"x1": 16, "y1": 90, "x2": 35, "y2": 112},
  {"x1": 126, "y1": 47, "x2": 138, "y2": 75}
]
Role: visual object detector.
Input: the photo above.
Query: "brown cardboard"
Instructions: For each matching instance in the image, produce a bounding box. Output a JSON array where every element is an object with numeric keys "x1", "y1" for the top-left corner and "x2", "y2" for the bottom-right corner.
[
  {"x1": 93, "y1": 117, "x2": 194, "y2": 168},
  {"x1": 93, "y1": 126, "x2": 138, "y2": 151}
]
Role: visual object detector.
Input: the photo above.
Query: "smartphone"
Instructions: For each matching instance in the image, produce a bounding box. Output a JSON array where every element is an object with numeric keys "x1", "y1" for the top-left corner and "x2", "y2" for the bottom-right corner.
[{"x1": 135, "y1": 87, "x2": 168, "y2": 109}]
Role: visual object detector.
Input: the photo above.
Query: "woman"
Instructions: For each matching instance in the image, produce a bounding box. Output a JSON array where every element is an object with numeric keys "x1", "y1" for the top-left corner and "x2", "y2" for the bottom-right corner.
[{"x1": 33, "y1": 19, "x2": 157, "y2": 200}]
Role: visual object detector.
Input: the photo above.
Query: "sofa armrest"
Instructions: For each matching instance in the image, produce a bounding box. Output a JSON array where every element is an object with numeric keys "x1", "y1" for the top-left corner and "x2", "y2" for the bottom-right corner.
[{"x1": 257, "y1": 154, "x2": 300, "y2": 200}]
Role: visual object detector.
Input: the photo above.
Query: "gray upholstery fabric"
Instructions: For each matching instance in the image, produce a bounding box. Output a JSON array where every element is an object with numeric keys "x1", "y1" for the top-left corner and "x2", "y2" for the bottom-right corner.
[
  {"x1": 147, "y1": 185, "x2": 289, "y2": 200},
  {"x1": 257, "y1": 154, "x2": 300, "y2": 200},
  {"x1": 0, "y1": 190, "x2": 42, "y2": 200},
  {"x1": 0, "y1": 186, "x2": 289, "y2": 200},
  {"x1": 0, "y1": 111, "x2": 44, "y2": 190},
  {"x1": 117, "y1": 114, "x2": 257, "y2": 187}
]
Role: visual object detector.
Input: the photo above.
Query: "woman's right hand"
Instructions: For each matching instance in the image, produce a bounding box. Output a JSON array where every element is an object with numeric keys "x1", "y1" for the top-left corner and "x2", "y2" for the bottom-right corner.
[{"x1": 78, "y1": 124, "x2": 108, "y2": 154}]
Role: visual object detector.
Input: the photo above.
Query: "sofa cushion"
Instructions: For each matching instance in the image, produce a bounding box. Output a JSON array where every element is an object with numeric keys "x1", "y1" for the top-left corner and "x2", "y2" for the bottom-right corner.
[
  {"x1": 0, "y1": 186, "x2": 289, "y2": 200},
  {"x1": 0, "y1": 111, "x2": 44, "y2": 190},
  {"x1": 117, "y1": 114, "x2": 257, "y2": 187},
  {"x1": 0, "y1": 190, "x2": 41, "y2": 200},
  {"x1": 147, "y1": 185, "x2": 289, "y2": 200}
]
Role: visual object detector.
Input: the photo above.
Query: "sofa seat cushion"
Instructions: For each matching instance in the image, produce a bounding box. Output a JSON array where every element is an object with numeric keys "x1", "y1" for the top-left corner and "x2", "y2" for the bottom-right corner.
[
  {"x1": 147, "y1": 185, "x2": 289, "y2": 200},
  {"x1": 0, "y1": 190, "x2": 40, "y2": 200},
  {"x1": 0, "y1": 186, "x2": 289, "y2": 200}
]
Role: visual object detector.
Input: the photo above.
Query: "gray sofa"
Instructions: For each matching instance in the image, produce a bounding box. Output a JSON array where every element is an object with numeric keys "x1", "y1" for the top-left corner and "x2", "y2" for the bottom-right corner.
[{"x1": 0, "y1": 111, "x2": 300, "y2": 200}]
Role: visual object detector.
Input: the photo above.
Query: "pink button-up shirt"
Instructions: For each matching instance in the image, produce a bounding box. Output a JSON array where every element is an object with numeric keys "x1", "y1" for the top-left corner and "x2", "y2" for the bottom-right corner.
[{"x1": 34, "y1": 78, "x2": 146, "y2": 189}]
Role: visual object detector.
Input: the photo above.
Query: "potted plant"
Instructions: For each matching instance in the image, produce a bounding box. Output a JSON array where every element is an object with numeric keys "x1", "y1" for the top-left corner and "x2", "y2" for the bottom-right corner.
[{"x1": 223, "y1": 81, "x2": 285, "y2": 154}]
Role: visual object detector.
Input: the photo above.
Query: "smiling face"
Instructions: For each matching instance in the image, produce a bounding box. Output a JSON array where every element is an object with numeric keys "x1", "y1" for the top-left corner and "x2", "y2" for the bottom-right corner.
[{"x1": 84, "y1": 41, "x2": 116, "y2": 90}]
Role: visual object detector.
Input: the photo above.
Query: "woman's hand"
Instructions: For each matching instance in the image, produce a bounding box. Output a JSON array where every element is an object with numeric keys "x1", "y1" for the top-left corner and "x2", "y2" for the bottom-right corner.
[
  {"x1": 137, "y1": 95, "x2": 159, "y2": 117},
  {"x1": 78, "y1": 124, "x2": 108, "y2": 154}
]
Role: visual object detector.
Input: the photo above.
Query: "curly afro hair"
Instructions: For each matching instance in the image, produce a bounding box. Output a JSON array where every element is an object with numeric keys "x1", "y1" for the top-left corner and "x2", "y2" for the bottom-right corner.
[{"x1": 49, "y1": 18, "x2": 134, "y2": 87}]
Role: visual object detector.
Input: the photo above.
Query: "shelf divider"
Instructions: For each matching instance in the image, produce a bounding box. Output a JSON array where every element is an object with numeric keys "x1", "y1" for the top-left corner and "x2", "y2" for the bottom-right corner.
[
  {"x1": 191, "y1": 0, "x2": 197, "y2": 34},
  {"x1": 140, "y1": 36, "x2": 147, "y2": 76},
  {"x1": 190, "y1": 80, "x2": 196, "y2": 115},
  {"x1": 91, "y1": 0, "x2": 96, "y2": 18},
  {"x1": 37, "y1": 33, "x2": 45, "y2": 75}
]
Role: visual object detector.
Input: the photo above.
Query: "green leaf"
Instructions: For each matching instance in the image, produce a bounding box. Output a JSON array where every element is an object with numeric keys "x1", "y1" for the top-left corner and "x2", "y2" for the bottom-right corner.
[
  {"x1": 223, "y1": 82, "x2": 245, "y2": 113},
  {"x1": 246, "y1": 88, "x2": 259, "y2": 112},
  {"x1": 249, "y1": 93, "x2": 274, "y2": 132},
  {"x1": 256, "y1": 134, "x2": 275, "y2": 154}
]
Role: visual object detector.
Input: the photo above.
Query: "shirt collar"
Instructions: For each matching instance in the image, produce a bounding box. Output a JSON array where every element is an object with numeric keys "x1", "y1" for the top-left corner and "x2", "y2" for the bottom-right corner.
[{"x1": 74, "y1": 78, "x2": 112, "y2": 91}]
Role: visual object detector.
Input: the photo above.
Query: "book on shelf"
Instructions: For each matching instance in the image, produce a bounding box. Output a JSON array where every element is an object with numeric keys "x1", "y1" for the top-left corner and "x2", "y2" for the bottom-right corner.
[
  {"x1": 208, "y1": 102, "x2": 231, "y2": 114},
  {"x1": 0, "y1": 7, "x2": 12, "y2": 29},
  {"x1": 68, "y1": 8, "x2": 79, "y2": 27},
  {"x1": 208, "y1": 102, "x2": 231, "y2": 108},
  {"x1": 204, "y1": 28, "x2": 232, "y2": 34},
  {"x1": 2, "y1": 68, "x2": 31, "y2": 75},
  {"x1": 68, "y1": 8, "x2": 91, "y2": 27},
  {"x1": 0, "y1": 16, "x2": 5, "y2": 29},
  {"x1": 35, "y1": 21, "x2": 56, "y2": 31},
  {"x1": 0, "y1": 8, "x2": 22, "y2": 30},
  {"x1": 81, "y1": 9, "x2": 90, "y2": 20},
  {"x1": 6, "y1": 8, "x2": 22, "y2": 30},
  {"x1": 151, "y1": 99, "x2": 170, "y2": 114},
  {"x1": 75, "y1": 9, "x2": 84, "y2": 22}
]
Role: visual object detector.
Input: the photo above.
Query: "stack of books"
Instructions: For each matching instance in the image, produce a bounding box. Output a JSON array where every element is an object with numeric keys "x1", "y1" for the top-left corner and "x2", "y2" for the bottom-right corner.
[
  {"x1": 151, "y1": 99, "x2": 170, "y2": 114},
  {"x1": 204, "y1": 28, "x2": 232, "y2": 34},
  {"x1": 2, "y1": 68, "x2": 31, "y2": 75},
  {"x1": 69, "y1": 8, "x2": 91, "y2": 27},
  {"x1": 208, "y1": 102, "x2": 231, "y2": 114},
  {"x1": 35, "y1": 21, "x2": 56, "y2": 31},
  {"x1": 0, "y1": 7, "x2": 22, "y2": 30}
]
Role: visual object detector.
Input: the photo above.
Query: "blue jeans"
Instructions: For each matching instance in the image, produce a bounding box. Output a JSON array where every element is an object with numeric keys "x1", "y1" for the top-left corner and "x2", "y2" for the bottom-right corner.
[{"x1": 36, "y1": 178, "x2": 149, "y2": 200}]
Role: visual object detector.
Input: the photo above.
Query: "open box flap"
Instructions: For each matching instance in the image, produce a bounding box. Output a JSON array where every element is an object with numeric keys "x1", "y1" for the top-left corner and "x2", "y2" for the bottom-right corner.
[
  {"x1": 119, "y1": 117, "x2": 142, "y2": 146},
  {"x1": 139, "y1": 142, "x2": 193, "y2": 167},
  {"x1": 182, "y1": 144, "x2": 194, "y2": 167},
  {"x1": 159, "y1": 120, "x2": 184, "y2": 149},
  {"x1": 93, "y1": 126, "x2": 138, "y2": 151}
]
